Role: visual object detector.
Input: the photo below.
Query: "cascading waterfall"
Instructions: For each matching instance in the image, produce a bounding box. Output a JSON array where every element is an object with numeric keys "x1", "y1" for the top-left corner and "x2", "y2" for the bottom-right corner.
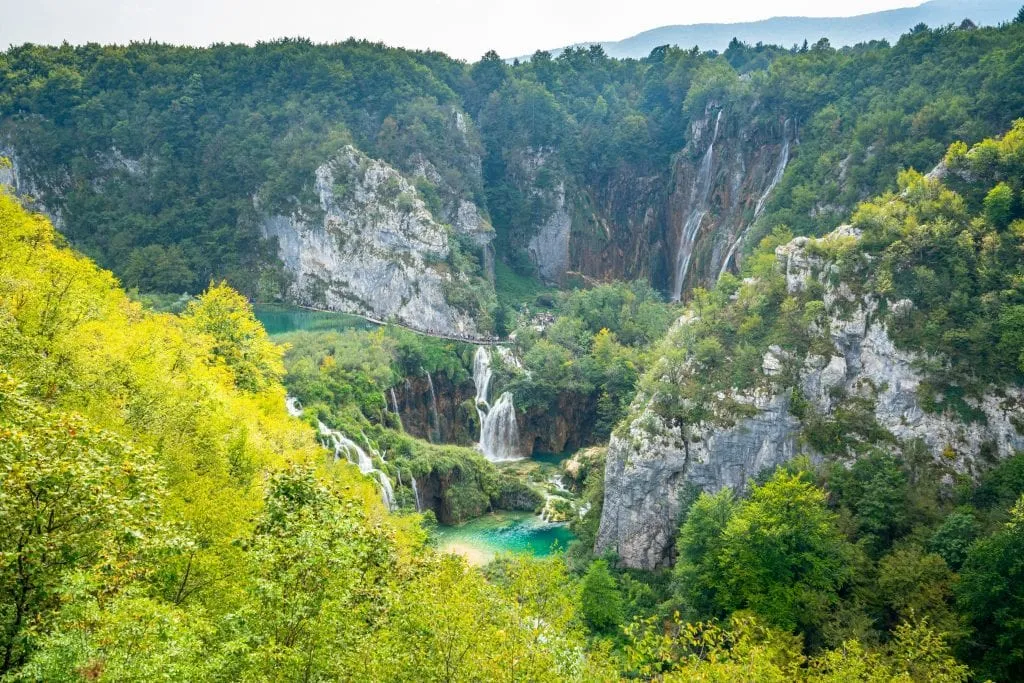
[
  {"x1": 316, "y1": 419, "x2": 394, "y2": 510},
  {"x1": 473, "y1": 346, "x2": 522, "y2": 462},
  {"x1": 285, "y1": 396, "x2": 303, "y2": 417},
  {"x1": 423, "y1": 368, "x2": 441, "y2": 443},
  {"x1": 375, "y1": 471, "x2": 395, "y2": 510},
  {"x1": 473, "y1": 346, "x2": 493, "y2": 429},
  {"x1": 672, "y1": 109, "x2": 724, "y2": 301},
  {"x1": 718, "y1": 119, "x2": 792, "y2": 280},
  {"x1": 480, "y1": 392, "x2": 521, "y2": 462}
]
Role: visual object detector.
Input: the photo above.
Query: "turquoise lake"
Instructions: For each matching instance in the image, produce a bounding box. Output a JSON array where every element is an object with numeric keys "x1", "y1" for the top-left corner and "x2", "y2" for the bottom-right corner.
[
  {"x1": 254, "y1": 304, "x2": 377, "y2": 336},
  {"x1": 432, "y1": 512, "x2": 575, "y2": 565}
]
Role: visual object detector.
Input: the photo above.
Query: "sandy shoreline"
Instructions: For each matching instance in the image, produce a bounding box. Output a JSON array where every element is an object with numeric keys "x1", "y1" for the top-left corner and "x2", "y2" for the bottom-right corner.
[{"x1": 439, "y1": 542, "x2": 492, "y2": 566}]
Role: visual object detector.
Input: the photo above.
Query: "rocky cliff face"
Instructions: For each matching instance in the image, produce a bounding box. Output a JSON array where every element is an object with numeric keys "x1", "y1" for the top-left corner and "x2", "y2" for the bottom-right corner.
[
  {"x1": 0, "y1": 147, "x2": 66, "y2": 230},
  {"x1": 570, "y1": 168, "x2": 669, "y2": 288},
  {"x1": 596, "y1": 227, "x2": 1024, "y2": 570},
  {"x1": 667, "y1": 106, "x2": 793, "y2": 298},
  {"x1": 503, "y1": 106, "x2": 792, "y2": 296},
  {"x1": 520, "y1": 392, "x2": 599, "y2": 456},
  {"x1": 260, "y1": 145, "x2": 487, "y2": 336},
  {"x1": 393, "y1": 371, "x2": 476, "y2": 446}
]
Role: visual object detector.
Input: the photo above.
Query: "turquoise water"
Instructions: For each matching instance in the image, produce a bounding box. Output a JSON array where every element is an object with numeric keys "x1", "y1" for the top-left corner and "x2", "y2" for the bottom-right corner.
[
  {"x1": 254, "y1": 304, "x2": 377, "y2": 336},
  {"x1": 529, "y1": 451, "x2": 572, "y2": 467},
  {"x1": 433, "y1": 512, "x2": 575, "y2": 564}
]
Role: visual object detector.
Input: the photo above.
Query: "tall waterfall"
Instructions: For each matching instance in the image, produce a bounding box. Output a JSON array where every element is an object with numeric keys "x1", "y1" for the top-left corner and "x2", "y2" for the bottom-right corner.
[
  {"x1": 473, "y1": 347, "x2": 522, "y2": 462},
  {"x1": 423, "y1": 369, "x2": 441, "y2": 443},
  {"x1": 672, "y1": 109, "x2": 724, "y2": 301},
  {"x1": 473, "y1": 346, "x2": 493, "y2": 429},
  {"x1": 317, "y1": 419, "x2": 394, "y2": 510},
  {"x1": 719, "y1": 120, "x2": 792, "y2": 279}
]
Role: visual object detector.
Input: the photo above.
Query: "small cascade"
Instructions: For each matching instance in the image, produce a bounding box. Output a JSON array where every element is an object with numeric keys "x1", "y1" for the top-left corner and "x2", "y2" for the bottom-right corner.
[
  {"x1": 411, "y1": 475, "x2": 422, "y2": 513},
  {"x1": 495, "y1": 345, "x2": 522, "y2": 370},
  {"x1": 479, "y1": 392, "x2": 521, "y2": 462},
  {"x1": 672, "y1": 109, "x2": 724, "y2": 301},
  {"x1": 376, "y1": 471, "x2": 395, "y2": 510},
  {"x1": 389, "y1": 387, "x2": 403, "y2": 429},
  {"x1": 316, "y1": 420, "x2": 394, "y2": 511},
  {"x1": 285, "y1": 396, "x2": 303, "y2": 417},
  {"x1": 423, "y1": 369, "x2": 441, "y2": 443},
  {"x1": 719, "y1": 119, "x2": 792, "y2": 280}
]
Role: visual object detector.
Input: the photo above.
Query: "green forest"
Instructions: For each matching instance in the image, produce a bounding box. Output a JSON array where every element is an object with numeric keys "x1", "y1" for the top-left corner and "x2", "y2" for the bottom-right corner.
[
  {"x1": 3, "y1": 8, "x2": 1024, "y2": 682},
  {"x1": 1, "y1": 15, "x2": 1022, "y2": 308}
]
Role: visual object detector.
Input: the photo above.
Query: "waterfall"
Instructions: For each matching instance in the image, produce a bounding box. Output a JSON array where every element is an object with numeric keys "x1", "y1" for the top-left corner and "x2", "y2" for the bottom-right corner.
[
  {"x1": 480, "y1": 392, "x2": 521, "y2": 462},
  {"x1": 472, "y1": 346, "x2": 522, "y2": 462},
  {"x1": 316, "y1": 420, "x2": 394, "y2": 510},
  {"x1": 672, "y1": 109, "x2": 724, "y2": 301},
  {"x1": 495, "y1": 345, "x2": 522, "y2": 370},
  {"x1": 423, "y1": 369, "x2": 441, "y2": 443},
  {"x1": 719, "y1": 120, "x2": 792, "y2": 280},
  {"x1": 411, "y1": 475, "x2": 422, "y2": 513},
  {"x1": 375, "y1": 471, "x2": 395, "y2": 510},
  {"x1": 473, "y1": 346, "x2": 493, "y2": 429},
  {"x1": 389, "y1": 387, "x2": 402, "y2": 429},
  {"x1": 285, "y1": 396, "x2": 303, "y2": 417}
]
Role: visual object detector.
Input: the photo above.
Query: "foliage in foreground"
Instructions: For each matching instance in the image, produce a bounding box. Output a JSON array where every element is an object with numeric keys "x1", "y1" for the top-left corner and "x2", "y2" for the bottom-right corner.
[{"x1": 0, "y1": 189, "x2": 612, "y2": 680}]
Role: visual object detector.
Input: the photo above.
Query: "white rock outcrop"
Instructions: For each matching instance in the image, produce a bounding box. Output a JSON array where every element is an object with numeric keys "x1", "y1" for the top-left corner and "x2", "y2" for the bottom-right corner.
[{"x1": 260, "y1": 146, "x2": 479, "y2": 335}]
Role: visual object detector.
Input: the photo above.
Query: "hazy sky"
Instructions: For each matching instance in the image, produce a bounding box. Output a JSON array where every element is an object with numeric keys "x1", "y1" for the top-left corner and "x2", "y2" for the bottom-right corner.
[{"x1": 0, "y1": 0, "x2": 925, "y2": 61}]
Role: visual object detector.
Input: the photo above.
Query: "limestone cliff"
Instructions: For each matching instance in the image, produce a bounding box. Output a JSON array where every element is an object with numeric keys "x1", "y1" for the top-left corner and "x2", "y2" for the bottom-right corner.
[
  {"x1": 500, "y1": 105, "x2": 792, "y2": 296},
  {"x1": 393, "y1": 371, "x2": 476, "y2": 446},
  {"x1": 260, "y1": 145, "x2": 492, "y2": 336},
  {"x1": 0, "y1": 146, "x2": 67, "y2": 231},
  {"x1": 596, "y1": 227, "x2": 1024, "y2": 570}
]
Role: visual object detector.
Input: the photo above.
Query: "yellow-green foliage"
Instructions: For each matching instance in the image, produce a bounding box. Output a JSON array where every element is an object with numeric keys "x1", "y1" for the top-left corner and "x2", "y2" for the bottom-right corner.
[
  {"x1": 0, "y1": 191, "x2": 611, "y2": 680},
  {"x1": 625, "y1": 614, "x2": 968, "y2": 682}
]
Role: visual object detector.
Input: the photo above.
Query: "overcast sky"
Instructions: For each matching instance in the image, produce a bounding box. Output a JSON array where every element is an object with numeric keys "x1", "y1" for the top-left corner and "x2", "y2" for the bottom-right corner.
[{"x1": 0, "y1": 0, "x2": 926, "y2": 61}]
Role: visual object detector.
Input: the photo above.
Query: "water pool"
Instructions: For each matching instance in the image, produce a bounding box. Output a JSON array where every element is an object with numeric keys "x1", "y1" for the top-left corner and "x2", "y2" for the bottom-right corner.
[
  {"x1": 432, "y1": 512, "x2": 575, "y2": 565},
  {"x1": 254, "y1": 304, "x2": 377, "y2": 336}
]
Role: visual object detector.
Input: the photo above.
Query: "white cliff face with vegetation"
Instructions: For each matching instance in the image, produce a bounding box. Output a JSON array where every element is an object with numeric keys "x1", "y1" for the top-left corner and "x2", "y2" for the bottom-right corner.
[
  {"x1": 260, "y1": 145, "x2": 483, "y2": 335},
  {"x1": 598, "y1": 226, "x2": 1024, "y2": 570}
]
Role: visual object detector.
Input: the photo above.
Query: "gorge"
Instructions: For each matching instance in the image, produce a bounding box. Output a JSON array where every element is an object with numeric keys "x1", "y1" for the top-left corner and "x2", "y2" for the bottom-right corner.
[{"x1": 3, "y1": 11, "x2": 1024, "y2": 679}]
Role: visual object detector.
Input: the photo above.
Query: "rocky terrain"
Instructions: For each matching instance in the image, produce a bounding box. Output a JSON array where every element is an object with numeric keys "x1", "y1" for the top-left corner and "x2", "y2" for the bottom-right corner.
[
  {"x1": 259, "y1": 145, "x2": 487, "y2": 335},
  {"x1": 596, "y1": 226, "x2": 1024, "y2": 569}
]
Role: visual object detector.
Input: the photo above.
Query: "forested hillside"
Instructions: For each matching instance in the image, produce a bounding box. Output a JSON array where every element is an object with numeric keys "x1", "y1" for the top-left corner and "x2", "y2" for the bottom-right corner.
[
  {"x1": 1, "y1": 15, "x2": 1022, "y2": 330},
  {"x1": 594, "y1": 122, "x2": 1024, "y2": 681}
]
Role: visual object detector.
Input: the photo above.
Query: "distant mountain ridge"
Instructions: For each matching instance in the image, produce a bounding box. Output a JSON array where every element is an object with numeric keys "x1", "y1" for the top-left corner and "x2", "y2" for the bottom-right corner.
[{"x1": 532, "y1": 0, "x2": 1019, "y2": 59}]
